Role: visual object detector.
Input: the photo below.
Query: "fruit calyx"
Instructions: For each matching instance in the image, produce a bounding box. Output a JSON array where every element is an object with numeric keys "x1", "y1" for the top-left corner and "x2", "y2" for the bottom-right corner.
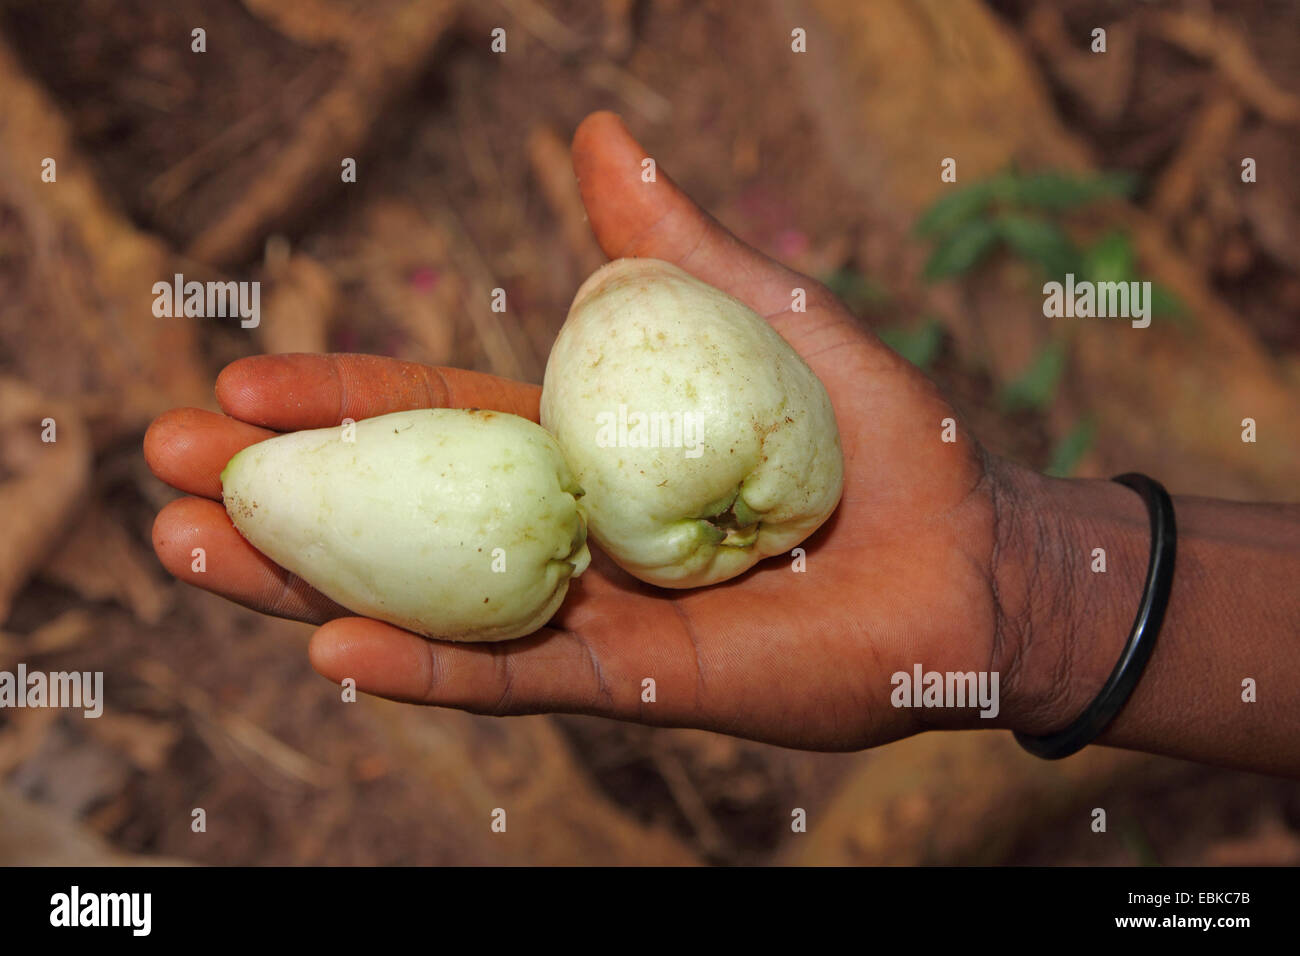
[{"x1": 700, "y1": 489, "x2": 762, "y2": 549}]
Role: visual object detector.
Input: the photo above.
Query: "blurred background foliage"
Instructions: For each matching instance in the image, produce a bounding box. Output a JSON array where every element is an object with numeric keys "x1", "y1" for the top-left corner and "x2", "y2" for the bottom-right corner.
[{"x1": 0, "y1": 0, "x2": 1298, "y2": 866}]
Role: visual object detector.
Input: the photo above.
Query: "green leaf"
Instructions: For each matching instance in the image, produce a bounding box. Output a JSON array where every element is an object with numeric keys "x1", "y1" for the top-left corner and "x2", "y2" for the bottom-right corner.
[
  {"x1": 1045, "y1": 417, "x2": 1097, "y2": 477},
  {"x1": 1149, "y1": 284, "x2": 1189, "y2": 320},
  {"x1": 922, "y1": 218, "x2": 1001, "y2": 281},
  {"x1": 914, "y1": 180, "x2": 999, "y2": 237},
  {"x1": 1000, "y1": 340, "x2": 1067, "y2": 411},
  {"x1": 822, "y1": 268, "x2": 889, "y2": 312},
  {"x1": 878, "y1": 318, "x2": 944, "y2": 370},
  {"x1": 1083, "y1": 232, "x2": 1135, "y2": 284},
  {"x1": 995, "y1": 214, "x2": 1083, "y2": 280},
  {"x1": 1008, "y1": 171, "x2": 1137, "y2": 210}
]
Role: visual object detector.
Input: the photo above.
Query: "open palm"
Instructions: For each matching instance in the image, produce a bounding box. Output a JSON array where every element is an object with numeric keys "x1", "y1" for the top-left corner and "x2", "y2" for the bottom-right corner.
[{"x1": 146, "y1": 112, "x2": 1008, "y2": 750}]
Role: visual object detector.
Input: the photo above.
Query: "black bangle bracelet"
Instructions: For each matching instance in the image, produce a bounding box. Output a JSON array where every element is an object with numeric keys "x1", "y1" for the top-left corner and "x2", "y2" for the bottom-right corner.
[{"x1": 1013, "y1": 472, "x2": 1177, "y2": 760}]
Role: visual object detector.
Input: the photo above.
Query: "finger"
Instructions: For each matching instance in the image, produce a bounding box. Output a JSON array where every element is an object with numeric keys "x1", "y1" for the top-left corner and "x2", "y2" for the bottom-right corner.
[
  {"x1": 215, "y1": 353, "x2": 541, "y2": 430},
  {"x1": 308, "y1": 616, "x2": 633, "y2": 717},
  {"x1": 571, "y1": 111, "x2": 827, "y2": 318},
  {"x1": 144, "y1": 407, "x2": 274, "y2": 499},
  {"x1": 152, "y1": 496, "x2": 347, "y2": 624}
]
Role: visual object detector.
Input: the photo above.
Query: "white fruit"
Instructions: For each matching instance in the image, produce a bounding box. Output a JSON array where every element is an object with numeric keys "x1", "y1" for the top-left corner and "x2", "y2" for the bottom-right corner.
[
  {"x1": 220, "y1": 409, "x2": 590, "y2": 642},
  {"x1": 540, "y1": 258, "x2": 843, "y2": 588}
]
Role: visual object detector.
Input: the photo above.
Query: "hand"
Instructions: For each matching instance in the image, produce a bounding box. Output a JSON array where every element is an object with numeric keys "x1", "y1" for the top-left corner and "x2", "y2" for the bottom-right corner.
[{"x1": 146, "y1": 112, "x2": 1038, "y2": 750}]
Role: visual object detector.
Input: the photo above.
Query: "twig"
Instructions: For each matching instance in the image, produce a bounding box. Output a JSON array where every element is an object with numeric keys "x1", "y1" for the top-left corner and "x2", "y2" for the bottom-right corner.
[
  {"x1": 650, "y1": 737, "x2": 733, "y2": 860},
  {"x1": 498, "y1": 0, "x2": 587, "y2": 55},
  {"x1": 133, "y1": 660, "x2": 335, "y2": 789},
  {"x1": 145, "y1": 58, "x2": 335, "y2": 208},
  {"x1": 1151, "y1": 87, "x2": 1243, "y2": 221},
  {"x1": 411, "y1": 179, "x2": 535, "y2": 381},
  {"x1": 1157, "y1": 11, "x2": 1300, "y2": 125},
  {"x1": 187, "y1": 1, "x2": 461, "y2": 266},
  {"x1": 526, "y1": 125, "x2": 606, "y2": 275}
]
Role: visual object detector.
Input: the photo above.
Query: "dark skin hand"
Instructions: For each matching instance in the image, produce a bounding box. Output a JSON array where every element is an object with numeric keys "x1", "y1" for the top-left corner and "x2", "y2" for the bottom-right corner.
[{"x1": 145, "y1": 112, "x2": 1300, "y2": 775}]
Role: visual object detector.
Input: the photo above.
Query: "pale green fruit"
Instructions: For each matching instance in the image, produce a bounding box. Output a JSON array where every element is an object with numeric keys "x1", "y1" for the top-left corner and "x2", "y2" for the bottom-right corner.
[
  {"x1": 540, "y1": 258, "x2": 843, "y2": 588},
  {"x1": 220, "y1": 409, "x2": 590, "y2": 642}
]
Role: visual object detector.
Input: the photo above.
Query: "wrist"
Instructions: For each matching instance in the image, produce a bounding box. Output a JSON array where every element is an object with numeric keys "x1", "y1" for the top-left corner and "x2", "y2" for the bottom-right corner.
[{"x1": 985, "y1": 459, "x2": 1149, "y2": 737}]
